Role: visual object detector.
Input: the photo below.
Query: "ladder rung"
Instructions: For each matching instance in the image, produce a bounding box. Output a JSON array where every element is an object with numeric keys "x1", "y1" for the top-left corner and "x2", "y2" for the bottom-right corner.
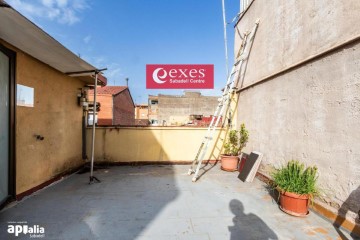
[{"x1": 234, "y1": 59, "x2": 243, "y2": 66}]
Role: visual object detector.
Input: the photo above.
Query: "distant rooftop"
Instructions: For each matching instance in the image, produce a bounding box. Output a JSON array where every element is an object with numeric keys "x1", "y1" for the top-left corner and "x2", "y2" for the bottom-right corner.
[{"x1": 89, "y1": 86, "x2": 127, "y2": 96}]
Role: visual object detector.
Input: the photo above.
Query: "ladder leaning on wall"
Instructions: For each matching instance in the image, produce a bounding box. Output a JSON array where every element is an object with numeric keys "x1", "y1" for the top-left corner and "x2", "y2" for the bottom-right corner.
[{"x1": 187, "y1": 19, "x2": 260, "y2": 182}]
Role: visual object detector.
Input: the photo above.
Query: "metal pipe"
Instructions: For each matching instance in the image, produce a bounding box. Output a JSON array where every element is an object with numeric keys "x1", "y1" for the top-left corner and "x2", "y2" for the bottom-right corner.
[
  {"x1": 82, "y1": 112, "x2": 86, "y2": 160},
  {"x1": 90, "y1": 72, "x2": 98, "y2": 179},
  {"x1": 222, "y1": 0, "x2": 229, "y2": 78},
  {"x1": 66, "y1": 69, "x2": 105, "y2": 75}
]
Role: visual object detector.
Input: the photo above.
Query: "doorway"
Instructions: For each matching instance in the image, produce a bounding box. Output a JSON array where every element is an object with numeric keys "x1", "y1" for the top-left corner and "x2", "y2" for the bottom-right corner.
[{"x1": 0, "y1": 43, "x2": 15, "y2": 207}]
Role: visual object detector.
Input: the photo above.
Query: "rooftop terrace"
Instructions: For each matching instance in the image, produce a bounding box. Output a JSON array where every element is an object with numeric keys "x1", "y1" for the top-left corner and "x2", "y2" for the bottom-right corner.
[{"x1": 0, "y1": 165, "x2": 354, "y2": 240}]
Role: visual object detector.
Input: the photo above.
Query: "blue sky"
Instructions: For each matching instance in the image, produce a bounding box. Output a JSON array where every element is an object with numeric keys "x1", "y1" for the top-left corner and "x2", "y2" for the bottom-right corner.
[{"x1": 8, "y1": 0, "x2": 240, "y2": 103}]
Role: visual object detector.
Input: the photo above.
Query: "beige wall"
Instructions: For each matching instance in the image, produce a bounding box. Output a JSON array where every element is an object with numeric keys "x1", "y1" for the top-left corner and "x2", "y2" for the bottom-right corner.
[
  {"x1": 87, "y1": 127, "x2": 223, "y2": 163},
  {"x1": 235, "y1": 0, "x2": 360, "y2": 87},
  {"x1": 235, "y1": 0, "x2": 360, "y2": 222},
  {"x1": 1, "y1": 40, "x2": 86, "y2": 194}
]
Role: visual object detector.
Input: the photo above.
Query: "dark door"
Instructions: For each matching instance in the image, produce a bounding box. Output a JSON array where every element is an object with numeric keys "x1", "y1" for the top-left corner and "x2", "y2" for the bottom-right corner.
[{"x1": 0, "y1": 44, "x2": 15, "y2": 206}]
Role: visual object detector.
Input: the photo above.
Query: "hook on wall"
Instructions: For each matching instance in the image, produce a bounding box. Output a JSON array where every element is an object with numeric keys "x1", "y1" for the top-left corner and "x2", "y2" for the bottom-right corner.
[{"x1": 34, "y1": 134, "x2": 44, "y2": 141}]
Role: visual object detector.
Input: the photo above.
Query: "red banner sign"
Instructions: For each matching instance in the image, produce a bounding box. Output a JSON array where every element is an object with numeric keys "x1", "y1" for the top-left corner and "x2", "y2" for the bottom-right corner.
[{"x1": 146, "y1": 64, "x2": 214, "y2": 89}]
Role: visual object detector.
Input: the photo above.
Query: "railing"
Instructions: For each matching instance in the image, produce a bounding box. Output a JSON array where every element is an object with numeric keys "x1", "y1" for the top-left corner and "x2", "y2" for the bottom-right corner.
[{"x1": 240, "y1": 0, "x2": 254, "y2": 13}]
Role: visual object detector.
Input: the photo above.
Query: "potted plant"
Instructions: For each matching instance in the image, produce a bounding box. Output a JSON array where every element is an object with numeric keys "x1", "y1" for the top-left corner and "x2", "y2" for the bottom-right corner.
[
  {"x1": 221, "y1": 123, "x2": 249, "y2": 171},
  {"x1": 272, "y1": 160, "x2": 318, "y2": 217}
]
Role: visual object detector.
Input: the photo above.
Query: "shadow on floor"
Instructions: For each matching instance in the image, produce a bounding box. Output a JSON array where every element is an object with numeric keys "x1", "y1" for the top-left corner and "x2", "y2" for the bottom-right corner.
[
  {"x1": 264, "y1": 184, "x2": 280, "y2": 204},
  {"x1": 0, "y1": 165, "x2": 179, "y2": 240},
  {"x1": 228, "y1": 199, "x2": 278, "y2": 240},
  {"x1": 197, "y1": 161, "x2": 219, "y2": 179},
  {"x1": 333, "y1": 186, "x2": 360, "y2": 240}
]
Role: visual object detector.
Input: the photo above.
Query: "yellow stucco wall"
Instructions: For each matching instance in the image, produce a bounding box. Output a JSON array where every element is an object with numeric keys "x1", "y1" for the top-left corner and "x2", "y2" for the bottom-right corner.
[
  {"x1": 87, "y1": 127, "x2": 225, "y2": 162},
  {"x1": 0, "y1": 40, "x2": 86, "y2": 194}
]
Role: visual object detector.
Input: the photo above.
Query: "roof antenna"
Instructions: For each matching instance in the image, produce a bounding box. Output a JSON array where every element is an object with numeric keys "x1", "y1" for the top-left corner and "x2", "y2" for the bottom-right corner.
[{"x1": 125, "y1": 77, "x2": 129, "y2": 87}]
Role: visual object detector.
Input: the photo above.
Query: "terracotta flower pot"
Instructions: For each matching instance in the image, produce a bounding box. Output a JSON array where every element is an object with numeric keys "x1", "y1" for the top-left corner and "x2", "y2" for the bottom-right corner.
[
  {"x1": 277, "y1": 188, "x2": 310, "y2": 217},
  {"x1": 220, "y1": 155, "x2": 239, "y2": 172}
]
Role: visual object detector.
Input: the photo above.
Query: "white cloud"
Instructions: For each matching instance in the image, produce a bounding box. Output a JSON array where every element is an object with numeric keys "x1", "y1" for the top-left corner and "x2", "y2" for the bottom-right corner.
[
  {"x1": 94, "y1": 56, "x2": 106, "y2": 67},
  {"x1": 7, "y1": 0, "x2": 89, "y2": 25},
  {"x1": 107, "y1": 68, "x2": 122, "y2": 79},
  {"x1": 106, "y1": 63, "x2": 124, "y2": 86},
  {"x1": 59, "y1": 8, "x2": 79, "y2": 24},
  {"x1": 81, "y1": 55, "x2": 104, "y2": 66},
  {"x1": 83, "y1": 35, "x2": 92, "y2": 44},
  {"x1": 41, "y1": 0, "x2": 55, "y2": 8},
  {"x1": 81, "y1": 56, "x2": 124, "y2": 86},
  {"x1": 56, "y1": 0, "x2": 68, "y2": 8}
]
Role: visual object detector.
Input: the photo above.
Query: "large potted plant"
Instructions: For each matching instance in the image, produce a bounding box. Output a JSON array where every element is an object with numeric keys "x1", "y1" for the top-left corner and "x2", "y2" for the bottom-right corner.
[
  {"x1": 221, "y1": 123, "x2": 249, "y2": 171},
  {"x1": 272, "y1": 160, "x2": 318, "y2": 217}
]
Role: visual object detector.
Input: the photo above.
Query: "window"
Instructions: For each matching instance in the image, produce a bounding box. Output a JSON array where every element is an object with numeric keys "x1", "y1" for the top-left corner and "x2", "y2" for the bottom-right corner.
[{"x1": 17, "y1": 84, "x2": 34, "y2": 107}]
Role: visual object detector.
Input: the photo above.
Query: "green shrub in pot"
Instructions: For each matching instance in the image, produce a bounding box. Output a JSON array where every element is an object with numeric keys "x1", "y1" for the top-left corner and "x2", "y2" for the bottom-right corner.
[
  {"x1": 221, "y1": 123, "x2": 249, "y2": 171},
  {"x1": 272, "y1": 160, "x2": 319, "y2": 216},
  {"x1": 223, "y1": 123, "x2": 249, "y2": 156}
]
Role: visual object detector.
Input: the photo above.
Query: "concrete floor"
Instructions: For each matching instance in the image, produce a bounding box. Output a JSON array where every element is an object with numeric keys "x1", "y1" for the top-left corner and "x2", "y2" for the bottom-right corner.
[{"x1": 0, "y1": 165, "x2": 356, "y2": 240}]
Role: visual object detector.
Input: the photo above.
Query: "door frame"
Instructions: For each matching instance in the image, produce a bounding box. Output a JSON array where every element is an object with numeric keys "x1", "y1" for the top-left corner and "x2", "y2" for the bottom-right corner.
[{"x1": 0, "y1": 43, "x2": 16, "y2": 208}]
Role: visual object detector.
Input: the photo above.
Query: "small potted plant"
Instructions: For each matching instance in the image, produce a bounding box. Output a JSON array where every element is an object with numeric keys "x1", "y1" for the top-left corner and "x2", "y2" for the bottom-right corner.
[
  {"x1": 272, "y1": 160, "x2": 318, "y2": 217},
  {"x1": 221, "y1": 123, "x2": 249, "y2": 171}
]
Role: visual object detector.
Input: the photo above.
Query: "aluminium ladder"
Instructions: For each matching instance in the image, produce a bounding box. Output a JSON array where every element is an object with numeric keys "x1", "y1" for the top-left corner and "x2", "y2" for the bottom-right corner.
[{"x1": 187, "y1": 19, "x2": 260, "y2": 182}]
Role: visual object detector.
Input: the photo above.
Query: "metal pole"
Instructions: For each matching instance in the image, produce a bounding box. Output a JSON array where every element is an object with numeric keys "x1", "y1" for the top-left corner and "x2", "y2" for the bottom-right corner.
[
  {"x1": 222, "y1": 0, "x2": 229, "y2": 78},
  {"x1": 90, "y1": 71, "x2": 100, "y2": 183},
  {"x1": 65, "y1": 67, "x2": 107, "y2": 183},
  {"x1": 82, "y1": 112, "x2": 86, "y2": 160}
]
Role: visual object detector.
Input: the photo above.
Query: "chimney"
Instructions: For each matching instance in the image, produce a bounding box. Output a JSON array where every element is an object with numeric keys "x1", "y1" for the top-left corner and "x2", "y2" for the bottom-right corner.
[{"x1": 125, "y1": 78, "x2": 129, "y2": 87}]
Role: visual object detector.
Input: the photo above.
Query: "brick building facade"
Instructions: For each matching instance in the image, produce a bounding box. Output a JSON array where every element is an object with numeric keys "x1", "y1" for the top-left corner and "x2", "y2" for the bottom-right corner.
[
  {"x1": 135, "y1": 104, "x2": 149, "y2": 126},
  {"x1": 89, "y1": 86, "x2": 135, "y2": 125},
  {"x1": 149, "y1": 92, "x2": 220, "y2": 126}
]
